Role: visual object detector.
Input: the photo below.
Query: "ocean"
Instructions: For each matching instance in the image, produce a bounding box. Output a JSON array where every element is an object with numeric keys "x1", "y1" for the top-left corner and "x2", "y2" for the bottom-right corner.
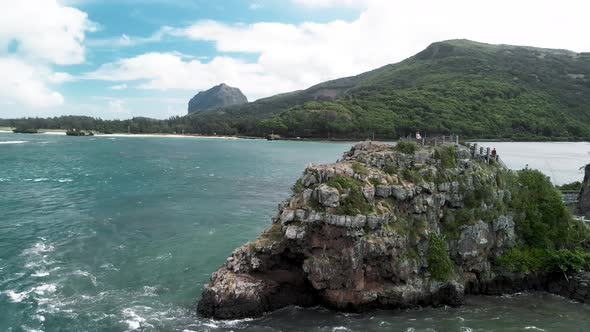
[{"x1": 1, "y1": 132, "x2": 589, "y2": 331}]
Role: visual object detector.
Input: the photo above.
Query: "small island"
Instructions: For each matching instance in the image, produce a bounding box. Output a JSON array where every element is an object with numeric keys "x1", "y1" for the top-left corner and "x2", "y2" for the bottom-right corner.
[
  {"x1": 198, "y1": 141, "x2": 590, "y2": 319},
  {"x1": 66, "y1": 129, "x2": 94, "y2": 136},
  {"x1": 12, "y1": 126, "x2": 38, "y2": 134}
]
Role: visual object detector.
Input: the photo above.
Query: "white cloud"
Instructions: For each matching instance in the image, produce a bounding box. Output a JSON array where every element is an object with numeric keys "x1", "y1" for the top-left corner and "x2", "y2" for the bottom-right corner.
[
  {"x1": 85, "y1": 0, "x2": 590, "y2": 103},
  {"x1": 47, "y1": 72, "x2": 75, "y2": 83},
  {"x1": 86, "y1": 53, "x2": 298, "y2": 100},
  {"x1": 290, "y1": 0, "x2": 368, "y2": 7},
  {"x1": 110, "y1": 84, "x2": 128, "y2": 90},
  {"x1": 0, "y1": 0, "x2": 96, "y2": 64},
  {"x1": 86, "y1": 27, "x2": 173, "y2": 48},
  {"x1": 108, "y1": 99, "x2": 127, "y2": 113},
  {"x1": 0, "y1": 58, "x2": 64, "y2": 108},
  {"x1": 249, "y1": 3, "x2": 264, "y2": 10},
  {"x1": 0, "y1": 0, "x2": 94, "y2": 111}
]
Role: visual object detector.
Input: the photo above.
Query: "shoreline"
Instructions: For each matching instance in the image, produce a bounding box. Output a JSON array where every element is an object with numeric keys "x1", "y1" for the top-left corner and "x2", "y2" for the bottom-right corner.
[{"x1": 2, "y1": 130, "x2": 589, "y2": 143}]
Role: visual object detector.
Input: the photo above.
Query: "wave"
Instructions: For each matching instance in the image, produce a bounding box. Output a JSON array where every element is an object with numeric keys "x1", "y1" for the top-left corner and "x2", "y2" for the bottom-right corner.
[
  {"x1": 22, "y1": 242, "x2": 55, "y2": 256},
  {"x1": 31, "y1": 270, "x2": 50, "y2": 277},
  {"x1": 121, "y1": 307, "x2": 154, "y2": 331},
  {"x1": 32, "y1": 283, "x2": 57, "y2": 295},
  {"x1": 71, "y1": 270, "x2": 97, "y2": 287},
  {"x1": 0, "y1": 140, "x2": 26, "y2": 144},
  {"x1": 2, "y1": 283, "x2": 56, "y2": 303},
  {"x1": 3, "y1": 289, "x2": 32, "y2": 302}
]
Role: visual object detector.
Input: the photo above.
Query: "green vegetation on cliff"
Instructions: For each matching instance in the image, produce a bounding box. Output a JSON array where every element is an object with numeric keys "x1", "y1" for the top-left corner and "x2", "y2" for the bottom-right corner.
[
  {"x1": 498, "y1": 169, "x2": 590, "y2": 273},
  {"x1": 427, "y1": 233, "x2": 454, "y2": 281}
]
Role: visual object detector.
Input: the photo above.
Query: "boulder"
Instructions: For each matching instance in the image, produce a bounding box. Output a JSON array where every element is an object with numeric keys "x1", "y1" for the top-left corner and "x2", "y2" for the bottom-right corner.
[{"x1": 316, "y1": 184, "x2": 340, "y2": 208}]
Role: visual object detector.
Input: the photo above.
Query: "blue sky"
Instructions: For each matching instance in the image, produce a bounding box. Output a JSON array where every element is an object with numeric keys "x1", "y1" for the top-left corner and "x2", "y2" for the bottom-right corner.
[{"x1": 1, "y1": 0, "x2": 589, "y2": 119}]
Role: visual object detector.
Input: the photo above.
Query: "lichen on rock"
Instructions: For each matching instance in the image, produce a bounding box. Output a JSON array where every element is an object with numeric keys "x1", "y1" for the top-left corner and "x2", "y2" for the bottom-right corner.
[{"x1": 197, "y1": 141, "x2": 590, "y2": 319}]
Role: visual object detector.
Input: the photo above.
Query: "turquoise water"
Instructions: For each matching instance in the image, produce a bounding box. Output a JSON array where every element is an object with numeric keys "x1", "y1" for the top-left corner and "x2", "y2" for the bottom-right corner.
[{"x1": 1, "y1": 133, "x2": 589, "y2": 331}]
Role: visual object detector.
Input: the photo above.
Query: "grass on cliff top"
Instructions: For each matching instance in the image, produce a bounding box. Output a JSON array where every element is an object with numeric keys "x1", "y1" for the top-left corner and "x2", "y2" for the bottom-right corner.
[
  {"x1": 433, "y1": 145, "x2": 457, "y2": 168},
  {"x1": 394, "y1": 141, "x2": 419, "y2": 155},
  {"x1": 326, "y1": 175, "x2": 373, "y2": 215},
  {"x1": 352, "y1": 162, "x2": 370, "y2": 175},
  {"x1": 247, "y1": 223, "x2": 283, "y2": 250}
]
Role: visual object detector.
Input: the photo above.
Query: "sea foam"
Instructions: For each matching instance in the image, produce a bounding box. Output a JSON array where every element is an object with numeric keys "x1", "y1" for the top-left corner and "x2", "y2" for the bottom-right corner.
[{"x1": 0, "y1": 140, "x2": 26, "y2": 144}]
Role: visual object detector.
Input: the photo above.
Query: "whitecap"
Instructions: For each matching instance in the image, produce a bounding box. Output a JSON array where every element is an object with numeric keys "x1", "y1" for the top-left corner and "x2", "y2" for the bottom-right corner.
[
  {"x1": 22, "y1": 242, "x2": 55, "y2": 256},
  {"x1": 32, "y1": 270, "x2": 50, "y2": 277},
  {"x1": 121, "y1": 308, "x2": 154, "y2": 331},
  {"x1": 0, "y1": 140, "x2": 26, "y2": 144},
  {"x1": 33, "y1": 283, "x2": 57, "y2": 295},
  {"x1": 20, "y1": 326, "x2": 43, "y2": 332},
  {"x1": 525, "y1": 327, "x2": 545, "y2": 331},
  {"x1": 100, "y1": 263, "x2": 119, "y2": 271},
  {"x1": 72, "y1": 270, "x2": 97, "y2": 286},
  {"x1": 57, "y1": 178, "x2": 73, "y2": 183},
  {"x1": 33, "y1": 178, "x2": 49, "y2": 182},
  {"x1": 217, "y1": 317, "x2": 253, "y2": 328},
  {"x1": 333, "y1": 327, "x2": 352, "y2": 332},
  {"x1": 3, "y1": 289, "x2": 32, "y2": 302}
]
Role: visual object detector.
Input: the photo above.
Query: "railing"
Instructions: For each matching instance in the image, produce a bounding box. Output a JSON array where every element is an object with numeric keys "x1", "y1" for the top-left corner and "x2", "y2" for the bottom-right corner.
[
  {"x1": 465, "y1": 143, "x2": 507, "y2": 168},
  {"x1": 561, "y1": 190, "x2": 580, "y2": 204},
  {"x1": 398, "y1": 135, "x2": 460, "y2": 147}
]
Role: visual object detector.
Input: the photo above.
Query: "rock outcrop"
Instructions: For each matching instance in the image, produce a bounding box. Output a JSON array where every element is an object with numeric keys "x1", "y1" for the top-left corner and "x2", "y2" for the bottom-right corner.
[
  {"x1": 197, "y1": 142, "x2": 588, "y2": 319},
  {"x1": 188, "y1": 83, "x2": 247, "y2": 114},
  {"x1": 577, "y1": 164, "x2": 590, "y2": 218}
]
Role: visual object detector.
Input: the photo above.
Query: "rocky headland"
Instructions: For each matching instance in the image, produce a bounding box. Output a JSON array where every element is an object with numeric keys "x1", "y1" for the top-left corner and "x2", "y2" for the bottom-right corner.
[{"x1": 198, "y1": 141, "x2": 590, "y2": 319}]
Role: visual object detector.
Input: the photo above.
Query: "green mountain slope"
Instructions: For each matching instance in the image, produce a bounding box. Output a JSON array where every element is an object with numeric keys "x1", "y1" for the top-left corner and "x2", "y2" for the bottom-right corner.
[{"x1": 192, "y1": 39, "x2": 590, "y2": 140}]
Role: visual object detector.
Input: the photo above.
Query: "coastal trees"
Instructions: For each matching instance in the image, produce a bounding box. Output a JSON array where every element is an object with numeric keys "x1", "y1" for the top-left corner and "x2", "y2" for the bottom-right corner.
[{"x1": 497, "y1": 169, "x2": 590, "y2": 273}]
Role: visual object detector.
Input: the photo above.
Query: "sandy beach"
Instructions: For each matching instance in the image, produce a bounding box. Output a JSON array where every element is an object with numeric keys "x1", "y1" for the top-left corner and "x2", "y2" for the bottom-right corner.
[{"x1": 1, "y1": 130, "x2": 242, "y2": 139}]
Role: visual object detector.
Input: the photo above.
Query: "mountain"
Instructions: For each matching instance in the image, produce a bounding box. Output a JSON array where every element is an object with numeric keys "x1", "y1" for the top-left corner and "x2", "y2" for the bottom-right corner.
[
  {"x1": 190, "y1": 39, "x2": 590, "y2": 140},
  {"x1": 187, "y1": 83, "x2": 248, "y2": 113}
]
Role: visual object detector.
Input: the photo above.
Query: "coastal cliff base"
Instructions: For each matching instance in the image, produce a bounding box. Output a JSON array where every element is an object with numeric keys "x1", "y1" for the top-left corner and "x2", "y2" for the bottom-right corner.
[{"x1": 198, "y1": 141, "x2": 590, "y2": 319}]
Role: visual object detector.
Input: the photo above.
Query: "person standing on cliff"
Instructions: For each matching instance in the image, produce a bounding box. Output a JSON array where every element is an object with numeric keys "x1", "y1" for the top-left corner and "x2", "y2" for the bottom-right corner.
[{"x1": 492, "y1": 148, "x2": 497, "y2": 159}]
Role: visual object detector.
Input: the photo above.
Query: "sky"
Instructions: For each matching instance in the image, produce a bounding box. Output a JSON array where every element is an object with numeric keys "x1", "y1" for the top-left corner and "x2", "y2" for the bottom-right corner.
[{"x1": 0, "y1": 0, "x2": 589, "y2": 120}]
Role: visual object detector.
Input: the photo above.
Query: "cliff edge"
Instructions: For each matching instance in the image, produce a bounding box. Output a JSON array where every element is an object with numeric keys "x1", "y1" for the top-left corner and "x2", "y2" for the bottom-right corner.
[{"x1": 198, "y1": 141, "x2": 590, "y2": 319}]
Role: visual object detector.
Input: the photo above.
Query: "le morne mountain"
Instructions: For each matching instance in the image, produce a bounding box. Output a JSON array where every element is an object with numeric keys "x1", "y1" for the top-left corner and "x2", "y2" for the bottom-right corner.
[
  {"x1": 3, "y1": 39, "x2": 590, "y2": 140},
  {"x1": 188, "y1": 83, "x2": 248, "y2": 114}
]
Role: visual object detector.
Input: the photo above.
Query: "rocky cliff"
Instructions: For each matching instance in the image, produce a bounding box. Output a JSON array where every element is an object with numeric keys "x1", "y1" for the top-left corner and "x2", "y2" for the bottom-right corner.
[
  {"x1": 577, "y1": 164, "x2": 590, "y2": 218},
  {"x1": 188, "y1": 83, "x2": 247, "y2": 114},
  {"x1": 198, "y1": 142, "x2": 590, "y2": 319}
]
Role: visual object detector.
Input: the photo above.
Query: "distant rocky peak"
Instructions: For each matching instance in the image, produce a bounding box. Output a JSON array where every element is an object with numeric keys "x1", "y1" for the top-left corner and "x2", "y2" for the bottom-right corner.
[{"x1": 187, "y1": 83, "x2": 248, "y2": 114}]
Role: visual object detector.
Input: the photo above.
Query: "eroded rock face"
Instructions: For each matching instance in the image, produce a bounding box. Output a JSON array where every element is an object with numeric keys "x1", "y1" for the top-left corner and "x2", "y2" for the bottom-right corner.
[
  {"x1": 198, "y1": 142, "x2": 523, "y2": 319},
  {"x1": 577, "y1": 164, "x2": 590, "y2": 218}
]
